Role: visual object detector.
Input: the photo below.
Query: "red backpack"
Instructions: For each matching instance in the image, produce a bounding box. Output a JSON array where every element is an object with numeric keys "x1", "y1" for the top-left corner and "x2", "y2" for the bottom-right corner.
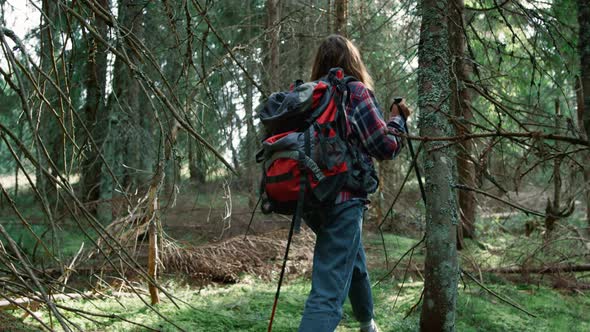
[{"x1": 256, "y1": 68, "x2": 360, "y2": 230}]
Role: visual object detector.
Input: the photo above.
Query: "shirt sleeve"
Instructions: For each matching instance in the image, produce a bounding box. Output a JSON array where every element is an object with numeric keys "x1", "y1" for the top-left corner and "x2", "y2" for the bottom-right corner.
[{"x1": 347, "y1": 84, "x2": 406, "y2": 161}]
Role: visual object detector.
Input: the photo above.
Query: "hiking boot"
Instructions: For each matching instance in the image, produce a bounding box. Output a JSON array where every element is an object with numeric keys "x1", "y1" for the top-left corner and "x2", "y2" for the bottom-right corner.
[{"x1": 359, "y1": 319, "x2": 380, "y2": 332}]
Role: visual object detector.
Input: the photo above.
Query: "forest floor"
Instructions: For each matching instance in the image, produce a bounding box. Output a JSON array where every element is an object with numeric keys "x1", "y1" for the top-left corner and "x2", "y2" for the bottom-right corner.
[
  {"x1": 1, "y1": 184, "x2": 589, "y2": 331},
  {"x1": 6, "y1": 231, "x2": 590, "y2": 332}
]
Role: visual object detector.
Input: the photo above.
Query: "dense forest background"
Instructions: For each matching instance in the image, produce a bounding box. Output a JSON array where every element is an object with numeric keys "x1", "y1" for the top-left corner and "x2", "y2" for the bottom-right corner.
[{"x1": 0, "y1": 0, "x2": 589, "y2": 331}]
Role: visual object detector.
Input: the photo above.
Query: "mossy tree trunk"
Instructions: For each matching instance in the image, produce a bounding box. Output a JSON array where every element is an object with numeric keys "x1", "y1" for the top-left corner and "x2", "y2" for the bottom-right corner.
[
  {"x1": 418, "y1": 0, "x2": 460, "y2": 330},
  {"x1": 578, "y1": 0, "x2": 590, "y2": 233},
  {"x1": 449, "y1": 0, "x2": 476, "y2": 249}
]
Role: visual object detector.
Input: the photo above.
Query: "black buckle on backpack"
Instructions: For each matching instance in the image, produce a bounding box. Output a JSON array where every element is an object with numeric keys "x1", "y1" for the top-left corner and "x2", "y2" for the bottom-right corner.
[{"x1": 328, "y1": 67, "x2": 347, "y2": 92}]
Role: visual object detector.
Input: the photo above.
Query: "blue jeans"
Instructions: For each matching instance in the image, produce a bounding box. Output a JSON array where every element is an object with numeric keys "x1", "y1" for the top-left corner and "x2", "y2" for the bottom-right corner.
[{"x1": 298, "y1": 199, "x2": 374, "y2": 332}]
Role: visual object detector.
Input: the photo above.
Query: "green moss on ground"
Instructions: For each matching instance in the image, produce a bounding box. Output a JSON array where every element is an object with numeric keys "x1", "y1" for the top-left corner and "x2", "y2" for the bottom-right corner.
[{"x1": 457, "y1": 284, "x2": 590, "y2": 332}]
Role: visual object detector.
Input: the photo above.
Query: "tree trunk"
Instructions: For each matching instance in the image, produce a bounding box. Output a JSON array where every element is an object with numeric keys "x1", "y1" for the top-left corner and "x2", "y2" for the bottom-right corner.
[
  {"x1": 578, "y1": 0, "x2": 590, "y2": 233},
  {"x1": 584, "y1": 160, "x2": 590, "y2": 236},
  {"x1": 188, "y1": 137, "x2": 205, "y2": 184},
  {"x1": 326, "y1": 0, "x2": 332, "y2": 34},
  {"x1": 266, "y1": 0, "x2": 280, "y2": 92},
  {"x1": 145, "y1": 161, "x2": 165, "y2": 306},
  {"x1": 14, "y1": 124, "x2": 24, "y2": 199},
  {"x1": 334, "y1": 0, "x2": 347, "y2": 36},
  {"x1": 152, "y1": 0, "x2": 187, "y2": 194},
  {"x1": 91, "y1": 0, "x2": 113, "y2": 223},
  {"x1": 545, "y1": 156, "x2": 564, "y2": 237},
  {"x1": 545, "y1": 100, "x2": 568, "y2": 239},
  {"x1": 38, "y1": 0, "x2": 62, "y2": 208},
  {"x1": 110, "y1": 0, "x2": 144, "y2": 193},
  {"x1": 244, "y1": 82, "x2": 257, "y2": 208},
  {"x1": 244, "y1": 0, "x2": 257, "y2": 208},
  {"x1": 418, "y1": 0, "x2": 459, "y2": 330},
  {"x1": 82, "y1": 0, "x2": 109, "y2": 215},
  {"x1": 296, "y1": 1, "x2": 311, "y2": 79},
  {"x1": 575, "y1": 77, "x2": 589, "y2": 229},
  {"x1": 358, "y1": 0, "x2": 366, "y2": 41},
  {"x1": 147, "y1": 205, "x2": 160, "y2": 305},
  {"x1": 576, "y1": 77, "x2": 585, "y2": 138},
  {"x1": 449, "y1": 0, "x2": 476, "y2": 249}
]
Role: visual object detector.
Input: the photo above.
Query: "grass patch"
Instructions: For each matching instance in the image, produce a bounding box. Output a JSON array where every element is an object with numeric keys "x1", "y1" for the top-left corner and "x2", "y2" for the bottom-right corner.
[
  {"x1": 457, "y1": 284, "x2": 590, "y2": 331},
  {"x1": 20, "y1": 272, "x2": 590, "y2": 331},
  {"x1": 0, "y1": 221, "x2": 90, "y2": 260}
]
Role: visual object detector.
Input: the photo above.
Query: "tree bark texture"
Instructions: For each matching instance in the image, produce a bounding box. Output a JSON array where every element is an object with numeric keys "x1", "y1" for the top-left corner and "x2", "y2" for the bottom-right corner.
[
  {"x1": 578, "y1": 0, "x2": 590, "y2": 232},
  {"x1": 334, "y1": 0, "x2": 347, "y2": 36},
  {"x1": 418, "y1": 0, "x2": 459, "y2": 330},
  {"x1": 266, "y1": 0, "x2": 280, "y2": 92},
  {"x1": 449, "y1": 0, "x2": 476, "y2": 248}
]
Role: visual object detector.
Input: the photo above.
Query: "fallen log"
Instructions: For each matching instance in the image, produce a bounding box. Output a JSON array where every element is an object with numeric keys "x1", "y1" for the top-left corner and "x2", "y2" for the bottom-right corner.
[{"x1": 485, "y1": 264, "x2": 590, "y2": 274}]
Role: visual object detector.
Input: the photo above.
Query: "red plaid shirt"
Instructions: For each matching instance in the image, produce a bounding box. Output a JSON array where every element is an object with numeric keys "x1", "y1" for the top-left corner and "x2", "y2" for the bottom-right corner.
[{"x1": 335, "y1": 81, "x2": 406, "y2": 204}]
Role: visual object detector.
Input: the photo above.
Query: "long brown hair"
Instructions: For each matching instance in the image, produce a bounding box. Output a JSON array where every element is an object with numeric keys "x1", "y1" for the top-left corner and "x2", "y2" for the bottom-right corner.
[{"x1": 310, "y1": 35, "x2": 374, "y2": 90}]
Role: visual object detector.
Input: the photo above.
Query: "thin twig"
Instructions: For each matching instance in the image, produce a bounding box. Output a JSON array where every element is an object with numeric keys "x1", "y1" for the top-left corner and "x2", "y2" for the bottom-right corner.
[{"x1": 461, "y1": 269, "x2": 538, "y2": 318}]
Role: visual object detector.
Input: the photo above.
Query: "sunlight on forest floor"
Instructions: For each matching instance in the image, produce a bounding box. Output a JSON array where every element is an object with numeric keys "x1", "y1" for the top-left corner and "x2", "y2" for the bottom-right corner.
[{"x1": 0, "y1": 173, "x2": 80, "y2": 190}]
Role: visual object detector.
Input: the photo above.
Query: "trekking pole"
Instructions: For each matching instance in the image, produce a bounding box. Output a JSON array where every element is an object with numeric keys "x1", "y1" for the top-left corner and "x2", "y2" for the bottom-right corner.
[
  {"x1": 393, "y1": 98, "x2": 427, "y2": 205},
  {"x1": 267, "y1": 209, "x2": 297, "y2": 332},
  {"x1": 373, "y1": 99, "x2": 429, "y2": 285}
]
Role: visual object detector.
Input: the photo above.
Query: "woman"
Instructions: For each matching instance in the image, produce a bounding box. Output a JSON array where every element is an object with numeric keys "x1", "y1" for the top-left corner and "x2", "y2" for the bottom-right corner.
[{"x1": 298, "y1": 35, "x2": 411, "y2": 332}]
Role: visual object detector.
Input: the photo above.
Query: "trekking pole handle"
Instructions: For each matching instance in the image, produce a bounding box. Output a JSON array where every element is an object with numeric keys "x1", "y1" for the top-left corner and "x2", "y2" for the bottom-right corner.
[{"x1": 390, "y1": 97, "x2": 408, "y2": 123}]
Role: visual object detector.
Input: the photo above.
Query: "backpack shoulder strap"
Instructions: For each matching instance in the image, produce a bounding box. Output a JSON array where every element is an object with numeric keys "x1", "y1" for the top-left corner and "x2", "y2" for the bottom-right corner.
[{"x1": 342, "y1": 75, "x2": 358, "y2": 85}]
